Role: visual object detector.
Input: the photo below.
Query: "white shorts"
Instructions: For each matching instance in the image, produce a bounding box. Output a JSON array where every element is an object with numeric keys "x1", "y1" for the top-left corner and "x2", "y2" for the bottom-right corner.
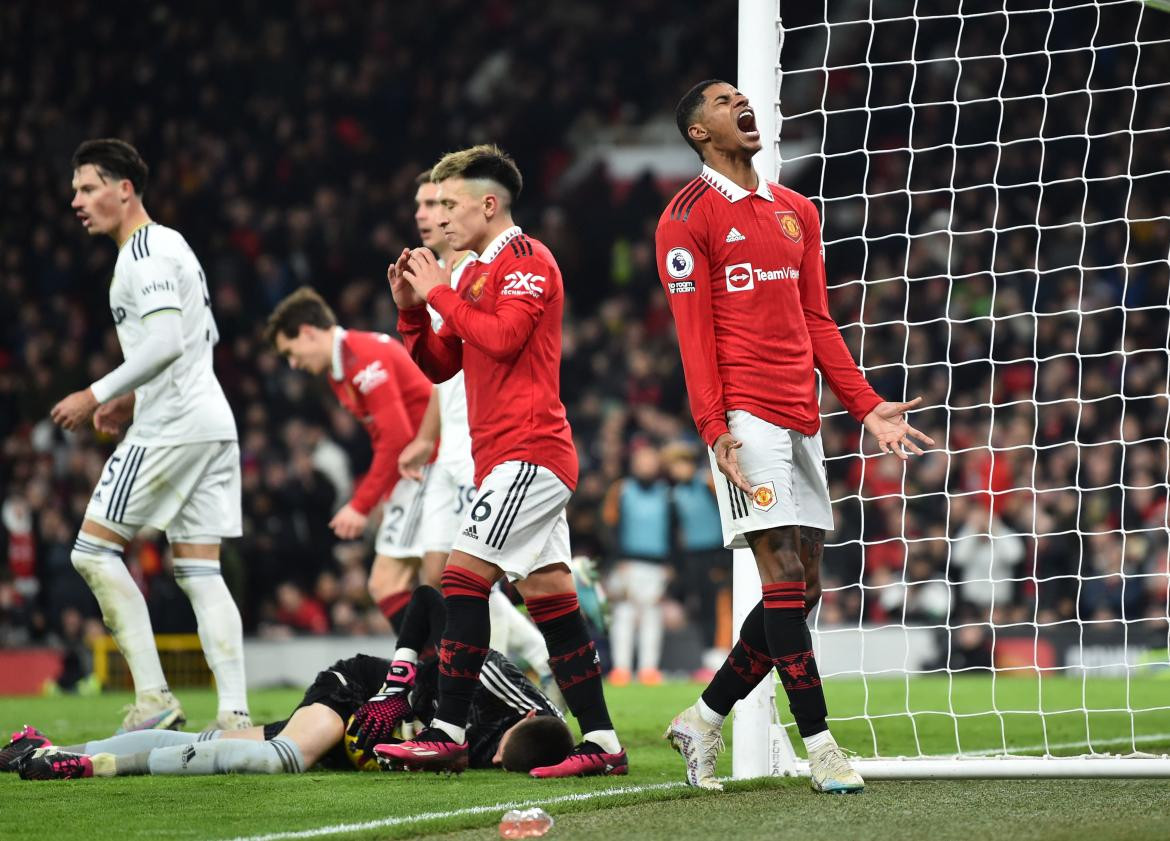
[
  {"x1": 374, "y1": 469, "x2": 429, "y2": 559},
  {"x1": 606, "y1": 560, "x2": 670, "y2": 606},
  {"x1": 709, "y1": 410, "x2": 835, "y2": 549},
  {"x1": 450, "y1": 460, "x2": 572, "y2": 581},
  {"x1": 417, "y1": 458, "x2": 477, "y2": 555},
  {"x1": 85, "y1": 441, "x2": 242, "y2": 542}
]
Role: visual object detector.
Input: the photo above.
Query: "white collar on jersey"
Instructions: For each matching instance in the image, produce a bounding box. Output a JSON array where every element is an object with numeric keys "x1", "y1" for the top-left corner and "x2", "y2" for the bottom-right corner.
[
  {"x1": 330, "y1": 326, "x2": 348, "y2": 381},
  {"x1": 478, "y1": 226, "x2": 523, "y2": 264},
  {"x1": 700, "y1": 165, "x2": 774, "y2": 203}
]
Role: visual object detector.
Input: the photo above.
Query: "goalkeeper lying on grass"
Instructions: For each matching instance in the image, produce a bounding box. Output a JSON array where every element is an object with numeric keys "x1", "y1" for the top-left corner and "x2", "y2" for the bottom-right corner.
[{"x1": 4, "y1": 586, "x2": 572, "y2": 780}]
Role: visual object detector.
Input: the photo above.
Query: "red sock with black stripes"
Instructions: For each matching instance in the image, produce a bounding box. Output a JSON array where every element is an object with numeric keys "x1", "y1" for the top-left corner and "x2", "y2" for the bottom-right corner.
[
  {"x1": 432, "y1": 566, "x2": 493, "y2": 742},
  {"x1": 377, "y1": 590, "x2": 412, "y2": 634},
  {"x1": 762, "y1": 580, "x2": 828, "y2": 738},
  {"x1": 527, "y1": 592, "x2": 620, "y2": 754}
]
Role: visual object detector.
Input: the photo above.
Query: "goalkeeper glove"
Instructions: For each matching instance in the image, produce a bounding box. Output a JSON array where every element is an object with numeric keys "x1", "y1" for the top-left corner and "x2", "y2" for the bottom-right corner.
[{"x1": 347, "y1": 660, "x2": 416, "y2": 753}]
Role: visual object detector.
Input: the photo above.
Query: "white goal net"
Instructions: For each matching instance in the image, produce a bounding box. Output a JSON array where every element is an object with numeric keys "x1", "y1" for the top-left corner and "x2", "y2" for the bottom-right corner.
[{"x1": 735, "y1": 0, "x2": 1170, "y2": 778}]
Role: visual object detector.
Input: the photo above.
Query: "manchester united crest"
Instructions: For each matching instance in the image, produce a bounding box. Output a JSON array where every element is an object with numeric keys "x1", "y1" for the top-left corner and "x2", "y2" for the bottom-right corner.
[
  {"x1": 469, "y1": 273, "x2": 488, "y2": 301},
  {"x1": 751, "y1": 481, "x2": 777, "y2": 512},
  {"x1": 776, "y1": 211, "x2": 802, "y2": 243}
]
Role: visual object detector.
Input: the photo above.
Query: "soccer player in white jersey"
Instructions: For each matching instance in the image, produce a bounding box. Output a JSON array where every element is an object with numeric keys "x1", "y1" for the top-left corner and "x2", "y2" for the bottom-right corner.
[
  {"x1": 50, "y1": 139, "x2": 250, "y2": 733},
  {"x1": 397, "y1": 171, "x2": 557, "y2": 696}
]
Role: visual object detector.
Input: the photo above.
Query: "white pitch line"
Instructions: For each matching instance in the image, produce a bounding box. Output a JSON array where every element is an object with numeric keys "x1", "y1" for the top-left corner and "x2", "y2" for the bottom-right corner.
[{"x1": 218, "y1": 780, "x2": 696, "y2": 841}]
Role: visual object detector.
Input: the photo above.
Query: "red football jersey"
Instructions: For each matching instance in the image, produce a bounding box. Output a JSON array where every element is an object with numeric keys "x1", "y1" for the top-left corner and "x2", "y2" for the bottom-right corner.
[
  {"x1": 398, "y1": 226, "x2": 578, "y2": 491},
  {"x1": 329, "y1": 329, "x2": 433, "y2": 515},
  {"x1": 655, "y1": 165, "x2": 882, "y2": 446}
]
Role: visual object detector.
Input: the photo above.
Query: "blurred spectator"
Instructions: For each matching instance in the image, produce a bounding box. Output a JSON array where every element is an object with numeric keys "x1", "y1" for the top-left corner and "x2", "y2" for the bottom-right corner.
[
  {"x1": 664, "y1": 442, "x2": 730, "y2": 654},
  {"x1": 602, "y1": 445, "x2": 672, "y2": 685},
  {"x1": 949, "y1": 497, "x2": 1026, "y2": 624}
]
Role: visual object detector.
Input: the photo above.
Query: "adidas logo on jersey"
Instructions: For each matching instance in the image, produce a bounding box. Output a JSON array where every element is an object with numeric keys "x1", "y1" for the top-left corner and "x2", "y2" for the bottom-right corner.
[
  {"x1": 462, "y1": 525, "x2": 479, "y2": 539},
  {"x1": 725, "y1": 227, "x2": 746, "y2": 243}
]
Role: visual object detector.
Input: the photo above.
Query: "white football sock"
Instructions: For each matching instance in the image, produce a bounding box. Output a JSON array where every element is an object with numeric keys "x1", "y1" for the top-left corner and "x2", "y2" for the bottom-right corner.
[
  {"x1": 431, "y1": 719, "x2": 467, "y2": 744},
  {"x1": 609, "y1": 601, "x2": 636, "y2": 673},
  {"x1": 173, "y1": 559, "x2": 249, "y2": 714},
  {"x1": 583, "y1": 729, "x2": 621, "y2": 754},
  {"x1": 696, "y1": 698, "x2": 726, "y2": 728},
  {"x1": 804, "y1": 729, "x2": 836, "y2": 753},
  {"x1": 71, "y1": 535, "x2": 167, "y2": 694},
  {"x1": 393, "y1": 647, "x2": 418, "y2": 664},
  {"x1": 637, "y1": 602, "x2": 664, "y2": 673},
  {"x1": 82, "y1": 729, "x2": 201, "y2": 755},
  {"x1": 146, "y1": 736, "x2": 303, "y2": 775}
]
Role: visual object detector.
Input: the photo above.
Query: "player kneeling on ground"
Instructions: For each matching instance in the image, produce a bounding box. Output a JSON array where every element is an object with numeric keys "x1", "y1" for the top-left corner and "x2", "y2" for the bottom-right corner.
[{"x1": 8, "y1": 587, "x2": 571, "y2": 780}]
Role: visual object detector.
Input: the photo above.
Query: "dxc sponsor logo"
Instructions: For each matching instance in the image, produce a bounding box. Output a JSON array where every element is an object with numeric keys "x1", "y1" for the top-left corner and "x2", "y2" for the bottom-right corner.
[
  {"x1": 352, "y1": 360, "x2": 388, "y2": 394},
  {"x1": 500, "y1": 271, "x2": 546, "y2": 297}
]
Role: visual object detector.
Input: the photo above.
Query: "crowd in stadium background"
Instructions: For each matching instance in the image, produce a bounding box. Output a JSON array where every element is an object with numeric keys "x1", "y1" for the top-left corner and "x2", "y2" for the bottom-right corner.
[{"x1": 1, "y1": 1, "x2": 1167, "y2": 682}]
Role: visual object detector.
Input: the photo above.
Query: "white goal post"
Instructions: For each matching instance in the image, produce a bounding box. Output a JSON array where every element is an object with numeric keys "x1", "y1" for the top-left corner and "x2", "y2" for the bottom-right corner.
[{"x1": 733, "y1": 0, "x2": 1170, "y2": 779}]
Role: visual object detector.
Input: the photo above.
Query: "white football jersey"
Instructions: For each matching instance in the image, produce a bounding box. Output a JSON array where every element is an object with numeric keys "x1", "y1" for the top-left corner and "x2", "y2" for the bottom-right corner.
[
  {"x1": 108, "y1": 223, "x2": 237, "y2": 445},
  {"x1": 428, "y1": 253, "x2": 474, "y2": 468}
]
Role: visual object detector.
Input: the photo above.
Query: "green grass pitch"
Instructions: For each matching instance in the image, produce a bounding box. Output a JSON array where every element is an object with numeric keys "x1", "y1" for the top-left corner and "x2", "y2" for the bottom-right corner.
[{"x1": 2, "y1": 677, "x2": 1169, "y2": 841}]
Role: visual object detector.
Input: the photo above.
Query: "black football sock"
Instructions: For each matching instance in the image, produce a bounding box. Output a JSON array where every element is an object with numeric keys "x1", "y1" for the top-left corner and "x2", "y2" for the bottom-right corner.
[
  {"x1": 528, "y1": 592, "x2": 614, "y2": 737},
  {"x1": 762, "y1": 581, "x2": 828, "y2": 738},
  {"x1": 700, "y1": 599, "x2": 773, "y2": 716},
  {"x1": 432, "y1": 567, "x2": 493, "y2": 739},
  {"x1": 394, "y1": 584, "x2": 447, "y2": 654}
]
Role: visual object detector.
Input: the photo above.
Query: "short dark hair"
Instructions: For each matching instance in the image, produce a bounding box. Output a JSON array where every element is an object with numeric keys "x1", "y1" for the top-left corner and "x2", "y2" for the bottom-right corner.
[
  {"x1": 676, "y1": 79, "x2": 726, "y2": 160},
  {"x1": 431, "y1": 144, "x2": 523, "y2": 205},
  {"x1": 72, "y1": 139, "x2": 149, "y2": 195},
  {"x1": 415, "y1": 169, "x2": 433, "y2": 186},
  {"x1": 500, "y1": 714, "x2": 574, "y2": 772},
  {"x1": 264, "y1": 286, "x2": 337, "y2": 346}
]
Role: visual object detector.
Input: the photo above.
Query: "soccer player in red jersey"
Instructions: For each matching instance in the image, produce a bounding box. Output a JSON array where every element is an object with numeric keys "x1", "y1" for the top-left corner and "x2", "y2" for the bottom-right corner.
[
  {"x1": 657, "y1": 81, "x2": 934, "y2": 793},
  {"x1": 378, "y1": 145, "x2": 627, "y2": 778},
  {"x1": 265, "y1": 288, "x2": 433, "y2": 632}
]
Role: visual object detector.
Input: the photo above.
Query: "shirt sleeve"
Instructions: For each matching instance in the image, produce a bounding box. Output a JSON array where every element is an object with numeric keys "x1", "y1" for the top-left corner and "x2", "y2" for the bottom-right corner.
[
  {"x1": 655, "y1": 213, "x2": 729, "y2": 446},
  {"x1": 91, "y1": 251, "x2": 186, "y2": 403},
  {"x1": 797, "y1": 199, "x2": 883, "y2": 422},
  {"x1": 90, "y1": 310, "x2": 184, "y2": 403},
  {"x1": 397, "y1": 305, "x2": 464, "y2": 383},
  {"x1": 426, "y1": 254, "x2": 549, "y2": 361},
  {"x1": 348, "y1": 346, "x2": 419, "y2": 516}
]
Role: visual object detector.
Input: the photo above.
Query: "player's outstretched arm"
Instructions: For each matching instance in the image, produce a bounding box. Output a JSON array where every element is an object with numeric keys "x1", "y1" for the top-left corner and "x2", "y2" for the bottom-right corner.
[{"x1": 862, "y1": 397, "x2": 935, "y2": 460}]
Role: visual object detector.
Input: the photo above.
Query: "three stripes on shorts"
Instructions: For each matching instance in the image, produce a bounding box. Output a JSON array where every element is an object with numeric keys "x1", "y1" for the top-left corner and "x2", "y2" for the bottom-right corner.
[
  {"x1": 106, "y1": 445, "x2": 147, "y2": 524},
  {"x1": 486, "y1": 462, "x2": 537, "y2": 550}
]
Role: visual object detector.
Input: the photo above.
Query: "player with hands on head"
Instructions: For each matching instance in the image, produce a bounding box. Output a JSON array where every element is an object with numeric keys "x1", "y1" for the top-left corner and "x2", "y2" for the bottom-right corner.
[
  {"x1": 382, "y1": 145, "x2": 626, "y2": 778},
  {"x1": 655, "y1": 80, "x2": 934, "y2": 795}
]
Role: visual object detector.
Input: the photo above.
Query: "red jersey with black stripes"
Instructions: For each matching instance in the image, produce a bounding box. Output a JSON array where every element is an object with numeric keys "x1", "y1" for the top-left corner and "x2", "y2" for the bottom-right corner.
[
  {"x1": 654, "y1": 165, "x2": 882, "y2": 446},
  {"x1": 398, "y1": 226, "x2": 578, "y2": 490}
]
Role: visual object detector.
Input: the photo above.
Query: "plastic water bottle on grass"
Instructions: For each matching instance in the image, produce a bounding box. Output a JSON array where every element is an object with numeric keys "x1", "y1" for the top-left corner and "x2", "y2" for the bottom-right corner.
[{"x1": 498, "y1": 807, "x2": 554, "y2": 838}]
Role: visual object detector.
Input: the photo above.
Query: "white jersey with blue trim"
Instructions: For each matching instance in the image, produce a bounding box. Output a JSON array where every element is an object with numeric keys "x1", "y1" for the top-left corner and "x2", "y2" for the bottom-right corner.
[{"x1": 108, "y1": 223, "x2": 237, "y2": 445}]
